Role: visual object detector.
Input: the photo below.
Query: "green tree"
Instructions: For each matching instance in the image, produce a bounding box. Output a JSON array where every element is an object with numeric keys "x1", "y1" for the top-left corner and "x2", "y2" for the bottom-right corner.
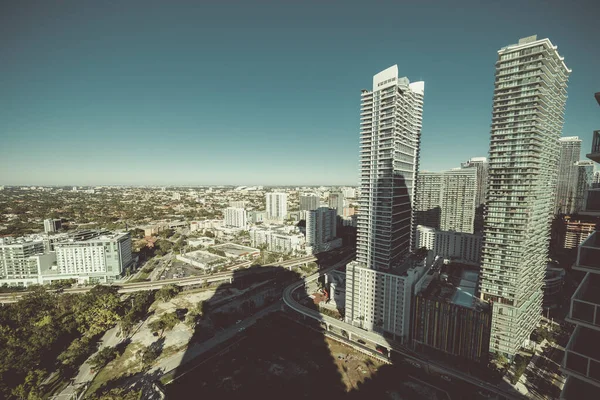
[
  {"x1": 148, "y1": 312, "x2": 179, "y2": 337},
  {"x1": 91, "y1": 388, "x2": 142, "y2": 400},
  {"x1": 155, "y1": 284, "x2": 181, "y2": 302},
  {"x1": 88, "y1": 346, "x2": 118, "y2": 371},
  {"x1": 57, "y1": 337, "x2": 94, "y2": 370}
]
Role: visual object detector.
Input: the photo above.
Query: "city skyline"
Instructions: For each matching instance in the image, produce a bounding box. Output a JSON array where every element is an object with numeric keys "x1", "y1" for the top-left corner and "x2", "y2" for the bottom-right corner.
[{"x1": 1, "y1": 1, "x2": 599, "y2": 186}]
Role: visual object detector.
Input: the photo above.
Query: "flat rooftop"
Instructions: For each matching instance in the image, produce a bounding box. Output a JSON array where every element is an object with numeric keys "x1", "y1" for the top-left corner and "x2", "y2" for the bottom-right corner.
[{"x1": 212, "y1": 243, "x2": 259, "y2": 257}]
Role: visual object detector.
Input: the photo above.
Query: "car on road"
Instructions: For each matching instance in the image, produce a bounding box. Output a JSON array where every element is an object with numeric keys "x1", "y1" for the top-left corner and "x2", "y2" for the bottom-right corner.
[
  {"x1": 236, "y1": 320, "x2": 242, "y2": 324},
  {"x1": 238, "y1": 327, "x2": 245, "y2": 332},
  {"x1": 357, "y1": 339, "x2": 366, "y2": 345}
]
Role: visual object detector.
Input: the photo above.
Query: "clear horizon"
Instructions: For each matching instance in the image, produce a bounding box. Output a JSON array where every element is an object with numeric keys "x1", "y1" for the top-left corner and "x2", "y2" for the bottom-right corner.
[{"x1": 1, "y1": 0, "x2": 598, "y2": 186}]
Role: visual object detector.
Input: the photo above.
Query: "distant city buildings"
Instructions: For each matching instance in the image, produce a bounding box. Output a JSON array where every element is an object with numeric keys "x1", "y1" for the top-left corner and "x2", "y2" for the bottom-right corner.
[
  {"x1": 460, "y1": 157, "x2": 489, "y2": 206},
  {"x1": 305, "y1": 207, "x2": 342, "y2": 255},
  {"x1": 345, "y1": 65, "x2": 426, "y2": 342},
  {"x1": 574, "y1": 160, "x2": 595, "y2": 213},
  {"x1": 480, "y1": 35, "x2": 571, "y2": 358},
  {"x1": 415, "y1": 225, "x2": 482, "y2": 265},
  {"x1": 415, "y1": 168, "x2": 478, "y2": 234},
  {"x1": 414, "y1": 172, "x2": 442, "y2": 230},
  {"x1": 43, "y1": 218, "x2": 62, "y2": 234},
  {"x1": 229, "y1": 200, "x2": 246, "y2": 209},
  {"x1": 249, "y1": 226, "x2": 305, "y2": 255},
  {"x1": 223, "y1": 207, "x2": 247, "y2": 229},
  {"x1": 328, "y1": 191, "x2": 344, "y2": 217},
  {"x1": 555, "y1": 137, "x2": 582, "y2": 214},
  {"x1": 266, "y1": 192, "x2": 287, "y2": 221},
  {"x1": 299, "y1": 194, "x2": 320, "y2": 212}
]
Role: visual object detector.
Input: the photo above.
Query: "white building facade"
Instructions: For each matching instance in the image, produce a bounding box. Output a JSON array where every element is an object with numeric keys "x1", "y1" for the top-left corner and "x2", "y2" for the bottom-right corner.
[
  {"x1": 223, "y1": 207, "x2": 247, "y2": 229},
  {"x1": 415, "y1": 225, "x2": 482, "y2": 265},
  {"x1": 266, "y1": 192, "x2": 288, "y2": 221},
  {"x1": 55, "y1": 232, "x2": 133, "y2": 283},
  {"x1": 305, "y1": 207, "x2": 342, "y2": 255},
  {"x1": 345, "y1": 65, "x2": 425, "y2": 341},
  {"x1": 555, "y1": 137, "x2": 582, "y2": 214},
  {"x1": 480, "y1": 36, "x2": 571, "y2": 358}
]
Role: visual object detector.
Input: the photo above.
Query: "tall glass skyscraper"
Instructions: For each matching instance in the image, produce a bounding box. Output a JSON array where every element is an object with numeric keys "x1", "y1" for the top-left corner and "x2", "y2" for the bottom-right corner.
[
  {"x1": 356, "y1": 65, "x2": 424, "y2": 270},
  {"x1": 480, "y1": 36, "x2": 571, "y2": 358},
  {"x1": 345, "y1": 66, "x2": 425, "y2": 342}
]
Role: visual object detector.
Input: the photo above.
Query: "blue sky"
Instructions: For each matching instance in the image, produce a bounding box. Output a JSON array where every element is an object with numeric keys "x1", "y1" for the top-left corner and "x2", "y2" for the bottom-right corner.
[{"x1": 1, "y1": 0, "x2": 598, "y2": 186}]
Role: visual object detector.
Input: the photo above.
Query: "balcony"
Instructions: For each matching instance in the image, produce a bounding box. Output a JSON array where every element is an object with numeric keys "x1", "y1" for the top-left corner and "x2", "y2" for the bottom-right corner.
[
  {"x1": 568, "y1": 273, "x2": 600, "y2": 329},
  {"x1": 562, "y1": 325, "x2": 600, "y2": 384},
  {"x1": 587, "y1": 130, "x2": 600, "y2": 163},
  {"x1": 574, "y1": 231, "x2": 600, "y2": 273}
]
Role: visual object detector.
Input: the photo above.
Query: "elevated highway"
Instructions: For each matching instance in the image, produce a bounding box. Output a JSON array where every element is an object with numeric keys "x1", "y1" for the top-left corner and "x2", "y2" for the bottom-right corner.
[{"x1": 0, "y1": 255, "x2": 318, "y2": 304}]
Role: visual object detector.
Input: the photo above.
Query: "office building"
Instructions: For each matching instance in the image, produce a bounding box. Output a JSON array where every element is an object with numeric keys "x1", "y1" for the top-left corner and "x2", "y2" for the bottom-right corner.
[
  {"x1": 440, "y1": 168, "x2": 477, "y2": 233},
  {"x1": 416, "y1": 225, "x2": 482, "y2": 265},
  {"x1": 555, "y1": 137, "x2": 582, "y2": 215},
  {"x1": 266, "y1": 192, "x2": 287, "y2": 221},
  {"x1": 414, "y1": 172, "x2": 442, "y2": 229},
  {"x1": 43, "y1": 218, "x2": 62, "y2": 234},
  {"x1": 328, "y1": 191, "x2": 344, "y2": 217},
  {"x1": 564, "y1": 217, "x2": 597, "y2": 249},
  {"x1": 55, "y1": 232, "x2": 133, "y2": 283},
  {"x1": 345, "y1": 65, "x2": 425, "y2": 341},
  {"x1": 299, "y1": 194, "x2": 320, "y2": 212},
  {"x1": 561, "y1": 92, "x2": 600, "y2": 399},
  {"x1": 413, "y1": 263, "x2": 491, "y2": 363},
  {"x1": 414, "y1": 168, "x2": 477, "y2": 234},
  {"x1": 305, "y1": 207, "x2": 342, "y2": 255},
  {"x1": 223, "y1": 207, "x2": 247, "y2": 229},
  {"x1": 461, "y1": 157, "x2": 489, "y2": 206},
  {"x1": 480, "y1": 36, "x2": 571, "y2": 358},
  {"x1": 574, "y1": 161, "x2": 595, "y2": 213}
]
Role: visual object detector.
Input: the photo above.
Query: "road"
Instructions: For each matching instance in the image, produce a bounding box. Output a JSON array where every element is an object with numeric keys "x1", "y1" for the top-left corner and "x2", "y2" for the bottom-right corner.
[
  {"x1": 282, "y1": 256, "x2": 527, "y2": 400},
  {"x1": 53, "y1": 325, "x2": 124, "y2": 399}
]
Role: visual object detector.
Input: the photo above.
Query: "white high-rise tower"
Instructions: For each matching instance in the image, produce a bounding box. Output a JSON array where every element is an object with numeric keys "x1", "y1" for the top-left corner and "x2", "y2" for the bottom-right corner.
[
  {"x1": 480, "y1": 36, "x2": 571, "y2": 358},
  {"x1": 266, "y1": 192, "x2": 287, "y2": 221},
  {"x1": 555, "y1": 137, "x2": 582, "y2": 214},
  {"x1": 345, "y1": 65, "x2": 426, "y2": 342}
]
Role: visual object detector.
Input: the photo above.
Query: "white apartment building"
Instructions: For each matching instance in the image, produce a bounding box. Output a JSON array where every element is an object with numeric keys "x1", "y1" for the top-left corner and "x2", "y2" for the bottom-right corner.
[
  {"x1": 249, "y1": 227, "x2": 305, "y2": 255},
  {"x1": 574, "y1": 160, "x2": 595, "y2": 213},
  {"x1": 480, "y1": 35, "x2": 571, "y2": 358},
  {"x1": 346, "y1": 65, "x2": 424, "y2": 341},
  {"x1": 345, "y1": 253, "x2": 431, "y2": 343},
  {"x1": 223, "y1": 207, "x2": 247, "y2": 229},
  {"x1": 266, "y1": 192, "x2": 287, "y2": 221},
  {"x1": 0, "y1": 238, "x2": 47, "y2": 286},
  {"x1": 415, "y1": 168, "x2": 477, "y2": 234},
  {"x1": 461, "y1": 157, "x2": 489, "y2": 206},
  {"x1": 299, "y1": 194, "x2": 320, "y2": 212},
  {"x1": 229, "y1": 201, "x2": 246, "y2": 209},
  {"x1": 54, "y1": 232, "x2": 133, "y2": 283},
  {"x1": 305, "y1": 207, "x2": 342, "y2": 255},
  {"x1": 341, "y1": 187, "x2": 356, "y2": 199},
  {"x1": 328, "y1": 191, "x2": 344, "y2": 217},
  {"x1": 555, "y1": 137, "x2": 582, "y2": 214},
  {"x1": 415, "y1": 225, "x2": 482, "y2": 265}
]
